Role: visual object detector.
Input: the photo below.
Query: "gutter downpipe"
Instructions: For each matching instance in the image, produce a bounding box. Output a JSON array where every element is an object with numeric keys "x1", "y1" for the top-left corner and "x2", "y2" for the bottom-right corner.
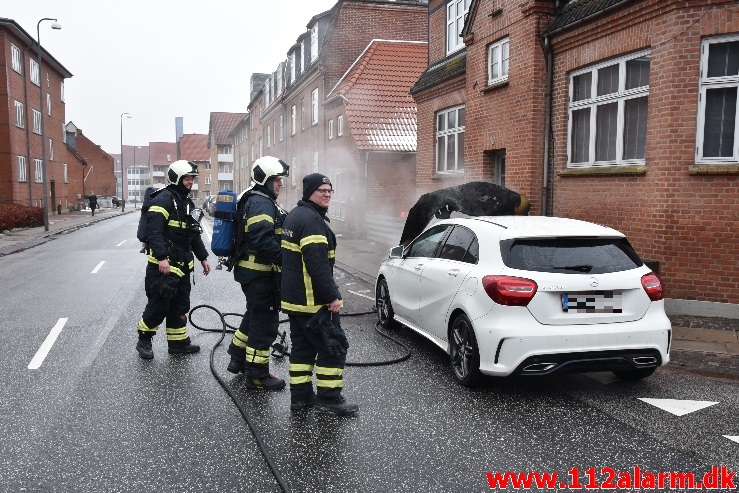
[{"x1": 541, "y1": 34, "x2": 553, "y2": 217}]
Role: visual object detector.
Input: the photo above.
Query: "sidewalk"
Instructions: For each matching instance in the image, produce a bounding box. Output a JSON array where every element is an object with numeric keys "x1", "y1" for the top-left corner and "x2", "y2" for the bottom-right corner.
[{"x1": 1, "y1": 214, "x2": 737, "y2": 380}]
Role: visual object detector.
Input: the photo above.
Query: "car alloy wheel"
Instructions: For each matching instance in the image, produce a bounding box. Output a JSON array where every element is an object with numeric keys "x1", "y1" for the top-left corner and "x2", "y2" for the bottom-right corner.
[
  {"x1": 375, "y1": 278, "x2": 399, "y2": 329},
  {"x1": 449, "y1": 313, "x2": 481, "y2": 386}
]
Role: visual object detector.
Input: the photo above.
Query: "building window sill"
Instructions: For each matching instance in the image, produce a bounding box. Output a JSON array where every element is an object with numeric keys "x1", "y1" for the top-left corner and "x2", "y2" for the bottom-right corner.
[
  {"x1": 689, "y1": 164, "x2": 739, "y2": 175},
  {"x1": 432, "y1": 171, "x2": 465, "y2": 180},
  {"x1": 481, "y1": 79, "x2": 509, "y2": 93},
  {"x1": 558, "y1": 165, "x2": 646, "y2": 177}
]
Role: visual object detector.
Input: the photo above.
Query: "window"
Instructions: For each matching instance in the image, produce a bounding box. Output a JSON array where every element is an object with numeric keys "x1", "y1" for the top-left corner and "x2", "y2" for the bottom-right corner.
[
  {"x1": 61, "y1": 81, "x2": 65, "y2": 103},
  {"x1": 63, "y1": 163, "x2": 68, "y2": 183},
  {"x1": 47, "y1": 94, "x2": 52, "y2": 116},
  {"x1": 697, "y1": 35, "x2": 739, "y2": 163},
  {"x1": 166, "y1": 153, "x2": 171, "y2": 162},
  {"x1": 291, "y1": 157, "x2": 297, "y2": 186},
  {"x1": 299, "y1": 43, "x2": 304, "y2": 75},
  {"x1": 265, "y1": 79, "x2": 271, "y2": 106},
  {"x1": 18, "y1": 156, "x2": 27, "y2": 182},
  {"x1": 289, "y1": 53, "x2": 295, "y2": 84},
  {"x1": 328, "y1": 119, "x2": 334, "y2": 139},
  {"x1": 494, "y1": 150, "x2": 506, "y2": 187},
  {"x1": 568, "y1": 50, "x2": 650, "y2": 167},
  {"x1": 439, "y1": 226, "x2": 478, "y2": 264},
  {"x1": 276, "y1": 65, "x2": 283, "y2": 95},
  {"x1": 436, "y1": 105, "x2": 465, "y2": 172},
  {"x1": 408, "y1": 225, "x2": 451, "y2": 258},
  {"x1": 301, "y1": 98, "x2": 306, "y2": 130},
  {"x1": 15, "y1": 101, "x2": 24, "y2": 128},
  {"x1": 205, "y1": 176, "x2": 212, "y2": 185},
  {"x1": 251, "y1": 143, "x2": 255, "y2": 162},
  {"x1": 11, "y1": 44, "x2": 21, "y2": 73},
  {"x1": 310, "y1": 26, "x2": 318, "y2": 63},
  {"x1": 312, "y1": 151, "x2": 318, "y2": 173},
  {"x1": 446, "y1": 0, "x2": 471, "y2": 55},
  {"x1": 49, "y1": 139, "x2": 53, "y2": 161},
  {"x1": 30, "y1": 59, "x2": 40, "y2": 85},
  {"x1": 34, "y1": 159, "x2": 43, "y2": 183},
  {"x1": 291, "y1": 105, "x2": 297, "y2": 135},
  {"x1": 488, "y1": 38, "x2": 509, "y2": 85},
  {"x1": 329, "y1": 172, "x2": 345, "y2": 220},
  {"x1": 338, "y1": 115, "x2": 344, "y2": 136},
  {"x1": 311, "y1": 88, "x2": 318, "y2": 125},
  {"x1": 279, "y1": 114, "x2": 284, "y2": 141},
  {"x1": 267, "y1": 125, "x2": 271, "y2": 148},
  {"x1": 259, "y1": 137, "x2": 264, "y2": 157},
  {"x1": 33, "y1": 109, "x2": 42, "y2": 134}
]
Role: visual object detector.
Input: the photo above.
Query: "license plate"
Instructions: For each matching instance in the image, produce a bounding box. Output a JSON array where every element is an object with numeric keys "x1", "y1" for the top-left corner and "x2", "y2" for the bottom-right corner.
[{"x1": 562, "y1": 291, "x2": 622, "y2": 313}]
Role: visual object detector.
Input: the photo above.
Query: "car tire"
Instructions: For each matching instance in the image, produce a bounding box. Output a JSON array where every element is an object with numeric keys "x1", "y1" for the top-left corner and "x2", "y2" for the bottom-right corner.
[
  {"x1": 449, "y1": 313, "x2": 481, "y2": 387},
  {"x1": 375, "y1": 278, "x2": 399, "y2": 330},
  {"x1": 613, "y1": 367, "x2": 656, "y2": 380}
]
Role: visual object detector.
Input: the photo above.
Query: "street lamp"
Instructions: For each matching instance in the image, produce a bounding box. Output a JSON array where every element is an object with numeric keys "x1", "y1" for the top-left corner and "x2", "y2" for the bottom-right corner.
[
  {"x1": 37, "y1": 17, "x2": 61, "y2": 231},
  {"x1": 121, "y1": 112, "x2": 131, "y2": 205}
]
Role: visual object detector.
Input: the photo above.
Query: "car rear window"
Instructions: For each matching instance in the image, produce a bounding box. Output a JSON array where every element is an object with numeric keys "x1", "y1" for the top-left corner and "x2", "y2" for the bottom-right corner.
[{"x1": 500, "y1": 238, "x2": 643, "y2": 274}]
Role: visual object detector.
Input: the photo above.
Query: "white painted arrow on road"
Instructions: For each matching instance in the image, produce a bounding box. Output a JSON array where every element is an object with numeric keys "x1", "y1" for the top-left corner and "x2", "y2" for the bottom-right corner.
[
  {"x1": 638, "y1": 398, "x2": 719, "y2": 416},
  {"x1": 724, "y1": 436, "x2": 739, "y2": 444}
]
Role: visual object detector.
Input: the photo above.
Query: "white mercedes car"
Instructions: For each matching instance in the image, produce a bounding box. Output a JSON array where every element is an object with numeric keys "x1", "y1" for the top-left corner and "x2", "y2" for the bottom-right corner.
[{"x1": 375, "y1": 216, "x2": 671, "y2": 386}]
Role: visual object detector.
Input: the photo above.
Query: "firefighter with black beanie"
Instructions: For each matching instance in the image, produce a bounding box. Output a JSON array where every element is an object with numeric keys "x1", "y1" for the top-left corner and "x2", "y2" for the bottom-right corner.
[
  {"x1": 280, "y1": 173, "x2": 359, "y2": 416},
  {"x1": 135, "y1": 160, "x2": 211, "y2": 359},
  {"x1": 226, "y1": 156, "x2": 289, "y2": 390}
]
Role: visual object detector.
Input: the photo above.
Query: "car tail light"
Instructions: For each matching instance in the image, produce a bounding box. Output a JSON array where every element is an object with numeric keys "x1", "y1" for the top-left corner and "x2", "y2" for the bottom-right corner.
[
  {"x1": 482, "y1": 276, "x2": 538, "y2": 306},
  {"x1": 641, "y1": 273, "x2": 664, "y2": 301}
]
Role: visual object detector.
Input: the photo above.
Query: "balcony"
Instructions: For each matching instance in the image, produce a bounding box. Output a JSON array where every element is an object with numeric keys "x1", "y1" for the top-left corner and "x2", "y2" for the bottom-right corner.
[
  {"x1": 152, "y1": 171, "x2": 165, "y2": 178},
  {"x1": 218, "y1": 153, "x2": 233, "y2": 163},
  {"x1": 218, "y1": 172, "x2": 233, "y2": 181}
]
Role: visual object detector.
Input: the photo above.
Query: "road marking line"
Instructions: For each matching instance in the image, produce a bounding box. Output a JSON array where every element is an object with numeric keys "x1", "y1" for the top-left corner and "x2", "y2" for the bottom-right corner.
[
  {"x1": 638, "y1": 398, "x2": 719, "y2": 416},
  {"x1": 28, "y1": 318, "x2": 68, "y2": 369},
  {"x1": 91, "y1": 261, "x2": 105, "y2": 273},
  {"x1": 347, "y1": 289, "x2": 374, "y2": 301},
  {"x1": 116, "y1": 240, "x2": 126, "y2": 247}
]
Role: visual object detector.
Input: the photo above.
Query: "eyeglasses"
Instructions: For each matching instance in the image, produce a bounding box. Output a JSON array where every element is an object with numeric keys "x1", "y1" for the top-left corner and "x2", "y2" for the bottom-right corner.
[{"x1": 315, "y1": 188, "x2": 334, "y2": 195}]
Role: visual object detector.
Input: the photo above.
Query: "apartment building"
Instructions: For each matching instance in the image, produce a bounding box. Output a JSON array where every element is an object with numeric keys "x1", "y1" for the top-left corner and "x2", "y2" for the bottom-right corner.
[
  {"x1": 64, "y1": 122, "x2": 116, "y2": 201},
  {"x1": 178, "y1": 133, "x2": 210, "y2": 204},
  {"x1": 207, "y1": 112, "x2": 246, "y2": 197},
  {"x1": 411, "y1": 0, "x2": 739, "y2": 312}
]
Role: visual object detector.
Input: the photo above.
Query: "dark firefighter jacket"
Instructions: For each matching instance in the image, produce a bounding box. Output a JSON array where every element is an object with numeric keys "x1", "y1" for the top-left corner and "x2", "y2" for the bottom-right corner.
[
  {"x1": 233, "y1": 184, "x2": 283, "y2": 284},
  {"x1": 146, "y1": 186, "x2": 208, "y2": 278},
  {"x1": 281, "y1": 199, "x2": 341, "y2": 315}
]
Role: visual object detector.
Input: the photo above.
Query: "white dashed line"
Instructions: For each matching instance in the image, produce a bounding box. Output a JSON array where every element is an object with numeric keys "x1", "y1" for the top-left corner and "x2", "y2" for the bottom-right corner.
[
  {"x1": 28, "y1": 318, "x2": 68, "y2": 370},
  {"x1": 116, "y1": 240, "x2": 126, "y2": 247},
  {"x1": 347, "y1": 289, "x2": 374, "y2": 301},
  {"x1": 91, "y1": 261, "x2": 105, "y2": 274}
]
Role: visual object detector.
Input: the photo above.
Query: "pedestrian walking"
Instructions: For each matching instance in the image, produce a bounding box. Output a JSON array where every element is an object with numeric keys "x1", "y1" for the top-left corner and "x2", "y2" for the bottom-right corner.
[{"x1": 88, "y1": 193, "x2": 98, "y2": 216}]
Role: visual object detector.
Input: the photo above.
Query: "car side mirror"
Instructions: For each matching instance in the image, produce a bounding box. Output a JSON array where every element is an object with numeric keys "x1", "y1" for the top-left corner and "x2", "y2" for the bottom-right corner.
[{"x1": 389, "y1": 245, "x2": 404, "y2": 259}]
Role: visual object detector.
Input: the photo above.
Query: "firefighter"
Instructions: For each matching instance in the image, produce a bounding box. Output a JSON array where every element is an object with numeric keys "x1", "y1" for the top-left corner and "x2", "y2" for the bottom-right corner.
[
  {"x1": 226, "y1": 156, "x2": 290, "y2": 390},
  {"x1": 281, "y1": 173, "x2": 359, "y2": 416},
  {"x1": 135, "y1": 160, "x2": 211, "y2": 359}
]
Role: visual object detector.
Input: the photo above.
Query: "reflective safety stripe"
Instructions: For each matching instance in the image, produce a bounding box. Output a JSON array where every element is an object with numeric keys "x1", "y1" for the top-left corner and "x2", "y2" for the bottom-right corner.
[
  {"x1": 289, "y1": 363, "x2": 314, "y2": 373},
  {"x1": 146, "y1": 254, "x2": 191, "y2": 277},
  {"x1": 280, "y1": 301, "x2": 323, "y2": 313},
  {"x1": 231, "y1": 330, "x2": 248, "y2": 348},
  {"x1": 148, "y1": 206, "x2": 169, "y2": 219},
  {"x1": 300, "y1": 235, "x2": 328, "y2": 249},
  {"x1": 167, "y1": 220, "x2": 187, "y2": 229},
  {"x1": 281, "y1": 240, "x2": 301, "y2": 252},
  {"x1": 166, "y1": 326, "x2": 189, "y2": 341},
  {"x1": 316, "y1": 378, "x2": 343, "y2": 389},
  {"x1": 137, "y1": 318, "x2": 158, "y2": 334},
  {"x1": 289, "y1": 362, "x2": 314, "y2": 385},
  {"x1": 275, "y1": 228, "x2": 283, "y2": 235},
  {"x1": 328, "y1": 249, "x2": 335, "y2": 259},
  {"x1": 290, "y1": 375, "x2": 313, "y2": 385},
  {"x1": 303, "y1": 258, "x2": 314, "y2": 306},
  {"x1": 246, "y1": 214, "x2": 274, "y2": 229},
  {"x1": 316, "y1": 366, "x2": 344, "y2": 376},
  {"x1": 237, "y1": 255, "x2": 275, "y2": 272},
  {"x1": 245, "y1": 346, "x2": 270, "y2": 365}
]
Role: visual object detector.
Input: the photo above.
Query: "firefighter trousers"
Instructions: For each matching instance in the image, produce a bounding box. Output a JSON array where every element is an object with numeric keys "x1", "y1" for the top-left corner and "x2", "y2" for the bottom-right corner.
[{"x1": 137, "y1": 266, "x2": 193, "y2": 348}]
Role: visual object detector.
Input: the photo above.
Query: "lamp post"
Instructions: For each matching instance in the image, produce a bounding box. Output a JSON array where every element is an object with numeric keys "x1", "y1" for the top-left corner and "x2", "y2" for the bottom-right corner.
[
  {"x1": 121, "y1": 112, "x2": 131, "y2": 205},
  {"x1": 37, "y1": 17, "x2": 61, "y2": 231}
]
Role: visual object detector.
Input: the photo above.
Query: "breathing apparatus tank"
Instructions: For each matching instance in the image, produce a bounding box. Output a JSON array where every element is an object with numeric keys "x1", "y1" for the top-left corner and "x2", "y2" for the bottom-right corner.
[{"x1": 211, "y1": 189, "x2": 238, "y2": 259}]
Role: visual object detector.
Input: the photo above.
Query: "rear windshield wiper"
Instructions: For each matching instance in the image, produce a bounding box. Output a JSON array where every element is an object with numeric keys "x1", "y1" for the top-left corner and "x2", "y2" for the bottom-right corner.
[{"x1": 553, "y1": 264, "x2": 593, "y2": 272}]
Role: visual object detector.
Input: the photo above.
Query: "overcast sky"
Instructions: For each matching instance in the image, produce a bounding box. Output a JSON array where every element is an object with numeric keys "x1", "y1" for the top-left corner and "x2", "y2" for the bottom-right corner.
[{"x1": 5, "y1": 0, "x2": 338, "y2": 155}]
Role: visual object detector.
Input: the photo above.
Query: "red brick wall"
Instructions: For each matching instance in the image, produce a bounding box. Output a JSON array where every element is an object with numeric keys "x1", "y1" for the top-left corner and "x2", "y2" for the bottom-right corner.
[
  {"x1": 550, "y1": 0, "x2": 739, "y2": 304},
  {"x1": 75, "y1": 130, "x2": 116, "y2": 199}
]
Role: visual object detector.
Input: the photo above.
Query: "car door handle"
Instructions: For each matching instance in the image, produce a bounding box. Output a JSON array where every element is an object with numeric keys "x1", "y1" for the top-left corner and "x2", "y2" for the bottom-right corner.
[
  {"x1": 448, "y1": 269, "x2": 460, "y2": 277},
  {"x1": 414, "y1": 264, "x2": 424, "y2": 271}
]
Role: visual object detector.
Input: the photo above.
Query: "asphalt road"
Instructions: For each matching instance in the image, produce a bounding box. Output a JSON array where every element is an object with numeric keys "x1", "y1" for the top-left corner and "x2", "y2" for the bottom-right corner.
[{"x1": 1, "y1": 214, "x2": 737, "y2": 492}]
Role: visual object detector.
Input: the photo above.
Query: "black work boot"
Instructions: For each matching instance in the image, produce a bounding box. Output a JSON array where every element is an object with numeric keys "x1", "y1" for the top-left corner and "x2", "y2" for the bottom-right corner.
[
  {"x1": 290, "y1": 394, "x2": 315, "y2": 411},
  {"x1": 136, "y1": 339, "x2": 154, "y2": 360},
  {"x1": 315, "y1": 397, "x2": 359, "y2": 416},
  {"x1": 244, "y1": 374, "x2": 286, "y2": 391},
  {"x1": 227, "y1": 357, "x2": 245, "y2": 374},
  {"x1": 168, "y1": 343, "x2": 200, "y2": 355}
]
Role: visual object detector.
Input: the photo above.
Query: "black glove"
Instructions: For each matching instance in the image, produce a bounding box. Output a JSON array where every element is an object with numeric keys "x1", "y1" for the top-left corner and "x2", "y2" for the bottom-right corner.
[
  {"x1": 150, "y1": 274, "x2": 179, "y2": 299},
  {"x1": 306, "y1": 306, "x2": 349, "y2": 358}
]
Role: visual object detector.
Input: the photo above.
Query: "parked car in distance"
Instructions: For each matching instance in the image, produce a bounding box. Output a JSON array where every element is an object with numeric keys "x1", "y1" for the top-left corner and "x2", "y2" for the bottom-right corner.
[
  {"x1": 375, "y1": 216, "x2": 670, "y2": 386},
  {"x1": 112, "y1": 197, "x2": 120, "y2": 207}
]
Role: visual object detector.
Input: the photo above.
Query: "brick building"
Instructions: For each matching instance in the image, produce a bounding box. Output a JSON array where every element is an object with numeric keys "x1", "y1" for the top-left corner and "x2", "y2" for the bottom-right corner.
[
  {"x1": 207, "y1": 112, "x2": 246, "y2": 197},
  {"x1": 411, "y1": 0, "x2": 738, "y2": 314},
  {"x1": 0, "y1": 18, "x2": 74, "y2": 212},
  {"x1": 243, "y1": 0, "x2": 429, "y2": 236},
  {"x1": 64, "y1": 122, "x2": 116, "y2": 202},
  {"x1": 178, "y1": 133, "x2": 210, "y2": 205}
]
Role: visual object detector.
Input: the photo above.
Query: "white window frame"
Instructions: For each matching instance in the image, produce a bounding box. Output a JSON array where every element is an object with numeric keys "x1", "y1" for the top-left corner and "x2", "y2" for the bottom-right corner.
[
  {"x1": 18, "y1": 156, "x2": 27, "y2": 182},
  {"x1": 312, "y1": 151, "x2": 318, "y2": 173},
  {"x1": 289, "y1": 53, "x2": 295, "y2": 85},
  {"x1": 311, "y1": 88, "x2": 318, "y2": 125},
  {"x1": 49, "y1": 139, "x2": 53, "y2": 161},
  {"x1": 61, "y1": 81, "x2": 65, "y2": 103},
  {"x1": 34, "y1": 159, "x2": 43, "y2": 183},
  {"x1": 30, "y1": 59, "x2": 40, "y2": 86},
  {"x1": 11, "y1": 44, "x2": 22, "y2": 73},
  {"x1": 291, "y1": 105, "x2": 297, "y2": 135},
  {"x1": 487, "y1": 37, "x2": 509, "y2": 85},
  {"x1": 47, "y1": 93, "x2": 52, "y2": 116},
  {"x1": 63, "y1": 163, "x2": 68, "y2": 183},
  {"x1": 337, "y1": 115, "x2": 344, "y2": 136},
  {"x1": 267, "y1": 125, "x2": 271, "y2": 148},
  {"x1": 279, "y1": 114, "x2": 284, "y2": 141},
  {"x1": 446, "y1": 0, "x2": 471, "y2": 55},
  {"x1": 15, "y1": 100, "x2": 24, "y2": 128},
  {"x1": 310, "y1": 26, "x2": 318, "y2": 63},
  {"x1": 32, "y1": 109, "x2": 42, "y2": 134},
  {"x1": 328, "y1": 119, "x2": 334, "y2": 139},
  {"x1": 567, "y1": 50, "x2": 650, "y2": 168},
  {"x1": 301, "y1": 98, "x2": 306, "y2": 130},
  {"x1": 205, "y1": 176, "x2": 212, "y2": 185},
  {"x1": 696, "y1": 34, "x2": 739, "y2": 163},
  {"x1": 435, "y1": 105, "x2": 465, "y2": 173}
]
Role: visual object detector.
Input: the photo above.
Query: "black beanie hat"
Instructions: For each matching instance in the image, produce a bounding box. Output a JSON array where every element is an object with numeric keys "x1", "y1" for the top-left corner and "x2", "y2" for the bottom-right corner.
[{"x1": 303, "y1": 173, "x2": 332, "y2": 201}]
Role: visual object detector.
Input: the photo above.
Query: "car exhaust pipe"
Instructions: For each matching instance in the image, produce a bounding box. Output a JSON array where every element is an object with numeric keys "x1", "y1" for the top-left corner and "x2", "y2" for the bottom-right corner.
[
  {"x1": 522, "y1": 362, "x2": 557, "y2": 373},
  {"x1": 632, "y1": 356, "x2": 658, "y2": 366}
]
